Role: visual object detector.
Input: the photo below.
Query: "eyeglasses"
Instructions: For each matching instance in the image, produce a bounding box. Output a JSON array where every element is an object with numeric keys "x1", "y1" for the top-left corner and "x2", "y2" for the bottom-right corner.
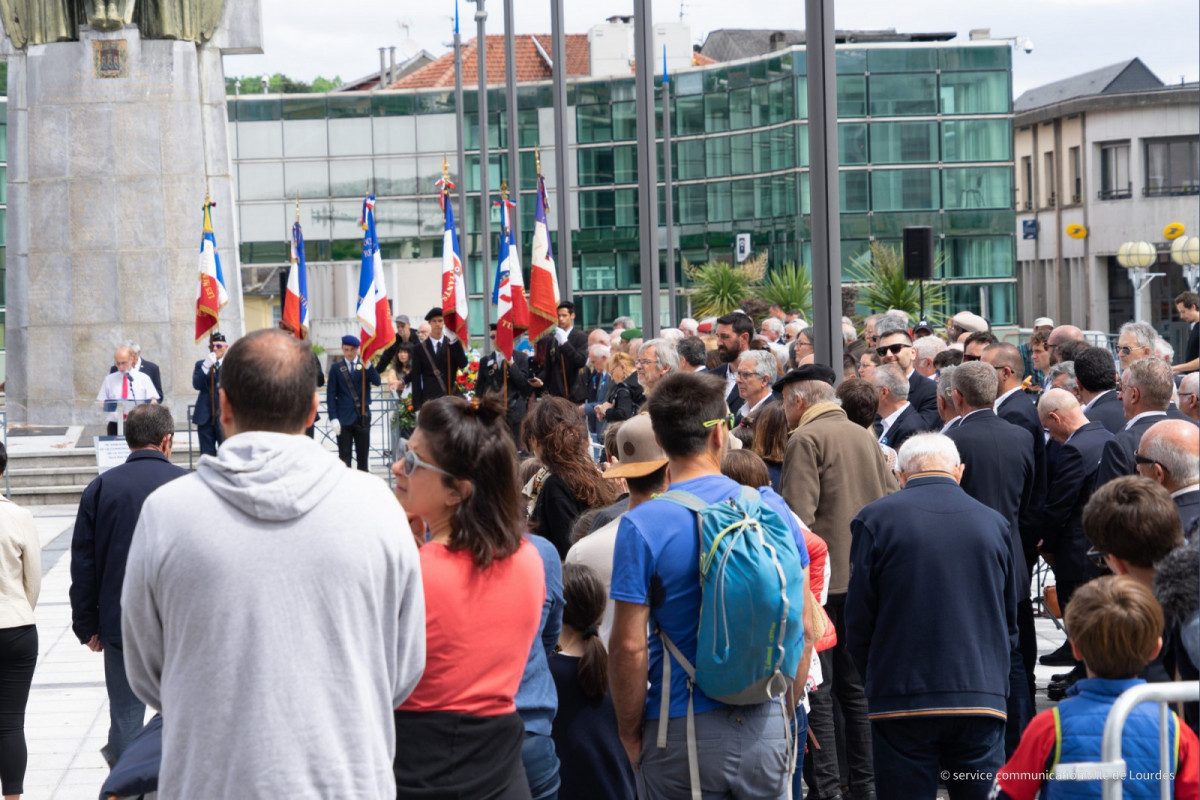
[
  {"x1": 1117, "y1": 346, "x2": 1134, "y2": 356},
  {"x1": 1086, "y1": 546, "x2": 1109, "y2": 570},
  {"x1": 736, "y1": 370, "x2": 766, "y2": 380},
  {"x1": 635, "y1": 358, "x2": 658, "y2": 367},
  {"x1": 875, "y1": 343, "x2": 907, "y2": 358},
  {"x1": 702, "y1": 414, "x2": 736, "y2": 430},
  {"x1": 212, "y1": 343, "x2": 228, "y2": 351},
  {"x1": 394, "y1": 440, "x2": 456, "y2": 480},
  {"x1": 1134, "y1": 453, "x2": 1163, "y2": 469},
  {"x1": 962, "y1": 354, "x2": 981, "y2": 362}
]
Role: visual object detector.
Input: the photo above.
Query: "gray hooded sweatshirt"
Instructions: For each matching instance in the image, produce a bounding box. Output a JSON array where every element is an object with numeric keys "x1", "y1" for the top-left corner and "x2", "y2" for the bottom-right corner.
[{"x1": 122, "y1": 432, "x2": 425, "y2": 799}]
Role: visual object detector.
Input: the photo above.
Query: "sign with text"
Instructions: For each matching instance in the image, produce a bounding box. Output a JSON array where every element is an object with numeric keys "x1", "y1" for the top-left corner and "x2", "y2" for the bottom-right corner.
[{"x1": 94, "y1": 436, "x2": 131, "y2": 474}]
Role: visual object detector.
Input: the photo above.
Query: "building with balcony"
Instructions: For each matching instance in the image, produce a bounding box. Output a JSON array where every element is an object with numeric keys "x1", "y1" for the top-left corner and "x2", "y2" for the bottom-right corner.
[{"x1": 1014, "y1": 59, "x2": 1199, "y2": 342}]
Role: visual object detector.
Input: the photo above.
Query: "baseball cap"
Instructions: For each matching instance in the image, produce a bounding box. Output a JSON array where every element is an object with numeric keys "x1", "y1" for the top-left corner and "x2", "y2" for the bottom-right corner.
[{"x1": 1033, "y1": 317, "x2": 1055, "y2": 328}]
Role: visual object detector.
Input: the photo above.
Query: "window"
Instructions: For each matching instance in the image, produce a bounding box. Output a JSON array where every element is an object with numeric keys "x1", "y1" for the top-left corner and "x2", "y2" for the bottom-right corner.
[
  {"x1": 840, "y1": 171, "x2": 870, "y2": 212},
  {"x1": 836, "y1": 76, "x2": 867, "y2": 117},
  {"x1": 1069, "y1": 146, "x2": 1081, "y2": 204},
  {"x1": 675, "y1": 139, "x2": 706, "y2": 181},
  {"x1": 870, "y1": 121, "x2": 939, "y2": 164},
  {"x1": 869, "y1": 75, "x2": 937, "y2": 116},
  {"x1": 871, "y1": 169, "x2": 939, "y2": 211},
  {"x1": 579, "y1": 190, "x2": 615, "y2": 228},
  {"x1": 1144, "y1": 138, "x2": 1199, "y2": 196},
  {"x1": 732, "y1": 179, "x2": 755, "y2": 220},
  {"x1": 707, "y1": 181, "x2": 732, "y2": 221},
  {"x1": 579, "y1": 149, "x2": 614, "y2": 186},
  {"x1": 1043, "y1": 152, "x2": 1056, "y2": 207},
  {"x1": 839, "y1": 123, "x2": 868, "y2": 165},
  {"x1": 731, "y1": 133, "x2": 754, "y2": 175},
  {"x1": 943, "y1": 167, "x2": 1013, "y2": 210},
  {"x1": 677, "y1": 184, "x2": 707, "y2": 224},
  {"x1": 705, "y1": 136, "x2": 731, "y2": 177},
  {"x1": 939, "y1": 72, "x2": 1009, "y2": 115},
  {"x1": 577, "y1": 104, "x2": 612, "y2": 144},
  {"x1": 1020, "y1": 156, "x2": 1033, "y2": 210},
  {"x1": 1099, "y1": 142, "x2": 1130, "y2": 199},
  {"x1": 705, "y1": 94, "x2": 729, "y2": 133},
  {"x1": 942, "y1": 119, "x2": 1011, "y2": 162},
  {"x1": 675, "y1": 95, "x2": 705, "y2": 136}
]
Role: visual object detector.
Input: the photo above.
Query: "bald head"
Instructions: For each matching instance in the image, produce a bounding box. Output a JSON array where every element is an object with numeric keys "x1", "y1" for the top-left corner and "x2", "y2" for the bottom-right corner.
[
  {"x1": 1137, "y1": 419, "x2": 1200, "y2": 492},
  {"x1": 114, "y1": 347, "x2": 134, "y2": 373},
  {"x1": 1038, "y1": 387, "x2": 1088, "y2": 443},
  {"x1": 983, "y1": 343, "x2": 1024, "y2": 393},
  {"x1": 1179, "y1": 373, "x2": 1200, "y2": 422},
  {"x1": 1047, "y1": 325, "x2": 1084, "y2": 365},
  {"x1": 219, "y1": 329, "x2": 320, "y2": 435}
]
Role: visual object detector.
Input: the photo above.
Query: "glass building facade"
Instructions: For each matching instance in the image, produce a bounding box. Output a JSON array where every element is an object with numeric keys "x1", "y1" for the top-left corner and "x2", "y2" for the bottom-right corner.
[{"x1": 228, "y1": 41, "x2": 1017, "y2": 331}]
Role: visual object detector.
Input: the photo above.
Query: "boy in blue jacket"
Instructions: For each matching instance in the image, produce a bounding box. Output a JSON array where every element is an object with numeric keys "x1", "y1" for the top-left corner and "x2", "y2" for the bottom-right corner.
[{"x1": 992, "y1": 576, "x2": 1198, "y2": 799}]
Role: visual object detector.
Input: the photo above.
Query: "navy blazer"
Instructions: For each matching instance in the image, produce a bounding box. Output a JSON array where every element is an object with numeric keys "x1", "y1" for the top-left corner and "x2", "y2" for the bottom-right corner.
[
  {"x1": 191, "y1": 359, "x2": 221, "y2": 426},
  {"x1": 1036, "y1": 421, "x2": 1113, "y2": 581},
  {"x1": 1095, "y1": 411, "x2": 1168, "y2": 488},
  {"x1": 1085, "y1": 391, "x2": 1126, "y2": 435},
  {"x1": 908, "y1": 370, "x2": 941, "y2": 429},
  {"x1": 709, "y1": 363, "x2": 745, "y2": 416},
  {"x1": 947, "y1": 410, "x2": 1035, "y2": 589},
  {"x1": 1175, "y1": 489, "x2": 1199, "y2": 532},
  {"x1": 326, "y1": 360, "x2": 381, "y2": 426},
  {"x1": 70, "y1": 450, "x2": 188, "y2": 646},
  {"x1": 879, "y1": 403, "x2": 930, "y2": 452},
  {"x1": 997, "y1": 389, "x2": 1048, "y2": 553}
]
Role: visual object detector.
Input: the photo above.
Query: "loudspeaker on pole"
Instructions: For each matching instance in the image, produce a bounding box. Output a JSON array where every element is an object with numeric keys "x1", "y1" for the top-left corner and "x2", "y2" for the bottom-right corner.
[{"x1": 903, "y1": 226, "x2": 934, "y2": 281}]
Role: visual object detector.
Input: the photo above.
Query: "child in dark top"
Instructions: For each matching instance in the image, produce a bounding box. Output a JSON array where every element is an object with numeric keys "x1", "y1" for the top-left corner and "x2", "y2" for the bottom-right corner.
[
  {"x1": 993, "y1": 576, "x2": 1198, "y2": 799},
  {"x1": 549, "y1": 563, "x2": 635, "y2": 800}
]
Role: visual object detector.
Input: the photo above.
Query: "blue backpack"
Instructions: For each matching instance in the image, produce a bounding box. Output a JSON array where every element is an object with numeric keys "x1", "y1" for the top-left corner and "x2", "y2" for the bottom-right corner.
[{"x1": 654, "y1": 485, "x2": 807, "y2": 798}]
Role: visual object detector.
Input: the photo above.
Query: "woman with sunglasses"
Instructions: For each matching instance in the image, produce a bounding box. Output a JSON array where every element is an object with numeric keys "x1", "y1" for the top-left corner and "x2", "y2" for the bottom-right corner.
[{"x1": 392, "y1": 395, "x2": 544, "y2": 800}]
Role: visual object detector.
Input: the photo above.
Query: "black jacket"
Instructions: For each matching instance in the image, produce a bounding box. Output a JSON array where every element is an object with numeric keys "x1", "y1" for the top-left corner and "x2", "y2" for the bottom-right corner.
[
  {"x1": 908, "y1": 370, "x2": 941, "y2": 429},
  {"x1": 537, "y1": 329, "x2": 589, "y2": 401},
  {"x1": 997, "y1": 389, "x2": 1048, "y2": 556},
  {"x1": 879, "y1": 403, "x2": 932, "y2": 453},
  {"x1": 1095, "y1": 411, "x2": 1168, "y2": 488},
  {"x1": 70, "y1": 450, "x2": 188, "y2": 646},
  {"x1": 709, "y1": 363, "x2": 744, "y2": 416},
  {"x1": 410, "y1": 336, "x2": 468, "y2": 411},
  {"x1": 1084, "y1": 390, "x2": 1126, "y2": 435},
  {"x1": 1036, "y1": 421, "x2": 1113, "y2": 581},
  {"x1": 1175, "y1": 489, "x2": 1199, "y2": 533},
  {"x1": 477, "y1": 351, "x2": 535, "y2": 439},
  {"x1": 191, "y1": 359, "x2": 221, "y2": 426},
  {"x1": 603, "y1": 375, "x2": 644, "y2": 423}
]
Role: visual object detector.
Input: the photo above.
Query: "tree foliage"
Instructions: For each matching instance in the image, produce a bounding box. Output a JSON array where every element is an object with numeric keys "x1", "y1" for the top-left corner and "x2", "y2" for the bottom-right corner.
[
  {"x1": 758, "y1": 262, "x2": 813, "y2": 320},
  {"x1": 845, "y1": 242, "x2": 948, "y2": 324},
  {"x1": 225, "y1": 73, "x2": 343, "y2": 95},
  {"x1": 683, "y1": 252, "x2": 768, "y2": 319}
]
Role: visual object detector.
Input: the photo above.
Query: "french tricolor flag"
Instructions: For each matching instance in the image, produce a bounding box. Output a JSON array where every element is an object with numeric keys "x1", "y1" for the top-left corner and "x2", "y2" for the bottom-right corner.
[{"x1": 356, "y1": 195, "x2": 395, "y2": 360}]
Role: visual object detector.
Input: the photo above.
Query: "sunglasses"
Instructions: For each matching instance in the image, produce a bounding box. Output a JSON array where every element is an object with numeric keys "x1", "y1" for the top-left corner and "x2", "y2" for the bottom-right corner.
[
  {"x1": 1086, "y1": 546, "x2": 1109, "y2": 570},
  {"x1": 875, "y1": 343, "x2": 907, "y2": 357},
  {"x1": 962, "y1": 354, "x2": 981, "y2": 362},
  {"x1": 702, "y1": 414, "x2": 736, "y2": 430},
  {"x1": 394, "y1": 440, "x2": 456, "y2": 480},
  {"x1": 1117, "y1": 346, "x2": 1136, "y2": 356},
  {"x1": 1134, "y1": 453, "x2": 1163, "y2": 469}
]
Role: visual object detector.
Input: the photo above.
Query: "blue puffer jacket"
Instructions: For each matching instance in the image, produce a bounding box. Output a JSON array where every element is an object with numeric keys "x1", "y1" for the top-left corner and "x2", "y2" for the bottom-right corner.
[{"x1": 1047, "y1": 677, "x2": 1180, "y2": 799}]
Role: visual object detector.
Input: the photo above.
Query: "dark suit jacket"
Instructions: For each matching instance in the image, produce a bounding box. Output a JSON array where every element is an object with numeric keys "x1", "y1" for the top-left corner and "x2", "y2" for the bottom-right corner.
[
  {"x1": 1167, "y1": 404, "x2": 1200, "y2": 425},
  {"x1": 1084, "y1": 391, "x2": 1126, "y2": 435},
  {"x1": 69, "y1": 449, "x2": 188, "y2": 645},
  {"x1": 410, "y1": 336, "x2": 468, "y2": 411},
  {"x1": 538, "y1": 328, "x2": 589, "y2": 401},
  {"x1": 580, "y1": 368, "x2": 612, "y2": 433},
  {"x1": 879, "y1": 403, "x2": 930, "y2": 452},
  {"x1": 908, "y1": 370, "x2": 941, "y2": 428},
  {"x1": 374, "y1": 332, "x2": 417, "y2": 376},
  {"x1": 997, "y1": 389, "x2": 1048, "y2": 554},
  {"x1": 1095, "y1": 411, "x2": 1168, "y2": 487},
  {"x1": 1175, "y1": 489, "x2": 1200, "y2": 532},
  {"x1": 191, "y1": 359, "x2": 222, "y2": 426},
  {"x1": 111, "y1": 360, "x2": 163, "y2": 400},
  {"x1": 947, "y1": 410, "x2": 1035, "y2": 590},
  {"x1": 709, "y1": 363, "x2": 744, "y2": 416},
  {"x1": 326, "y1": 360, "x2": 381, "y2": 426},
  {"x1": 477, "y1": 351, "x2": 534, "y2": 438},
  {"x1": 1036, "y1": 421, "x2": 1113, "y2": 581}
]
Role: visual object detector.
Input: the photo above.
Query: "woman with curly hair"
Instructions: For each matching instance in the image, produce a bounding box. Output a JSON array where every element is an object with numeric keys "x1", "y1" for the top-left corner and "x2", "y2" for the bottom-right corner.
[
  {"x1": 392, "y1": 395, "x2": 545, "y2": 800},
  {"x1": 524, "y1": 396, "x2": 619, "y2": 559}
]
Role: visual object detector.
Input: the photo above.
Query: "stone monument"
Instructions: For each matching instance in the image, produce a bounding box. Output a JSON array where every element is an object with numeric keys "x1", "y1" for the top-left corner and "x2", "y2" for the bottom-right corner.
[{"x1": 0, "y1": 0, "x2": 260, "y2": 429}]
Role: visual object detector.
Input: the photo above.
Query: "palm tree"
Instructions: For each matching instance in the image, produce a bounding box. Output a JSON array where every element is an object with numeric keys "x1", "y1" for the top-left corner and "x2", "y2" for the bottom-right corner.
[
  {"x1": 683, "y1": 252, "x2": 768, "y2": 318},
  {"x1": 758, "y1": 262, "x2": 813, "y2": 321},
  {"x1": 845, "y1": 242, "x2": 948, "y2": 324}
]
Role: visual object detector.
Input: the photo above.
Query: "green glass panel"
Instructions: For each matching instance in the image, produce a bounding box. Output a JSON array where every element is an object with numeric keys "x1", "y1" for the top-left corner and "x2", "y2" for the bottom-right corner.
[
  {"x1": 465, "y1": 153, "x2": 503, "y2": 192},
  {"x1": 794, "y1": 77, "x2": 808, "y2": 119},
  {"x1": 840, "y1": 171, "x2": 870, "y2": 212},
  {"x1": 327, "y1": 95, "x2": 371, "y2": 118},
  {"x1": 871, "y1": 169, "x2": 939, "y2": 211},
  {"x1": 704, "y1": 69, "x2": 728, "y2": 94},
  {"x1": 772, "y1": 174, "x2": 796, "y2": 217},
  {"x1": 676, "y1": 94, "x2": 705, "y2": 136},
  {"x1": 518, "y1": 109, "x2": 539, "y2": 146},
  {"x1": 867, "y1": 48, "x2": 937, "y2": 73},
  {"x1": 578, "y1": 148, "x2": 614, "y2": 186},
  {"x1": 940, "y1": 46, "x2": 1011, "y2": 72},
  {"x1": 0, "y1": 166, "x2": 6, "y2": 204},
  {"x1": 705, "y1": 93, "x2": 730, "y2": 133},
  {"x1": 282, "y1": 97, "x2": 327, "y2": 120},
  {"x1": 612, "y1": 101, "x2": 637, "y2": 141},
  {"x1": 237, "y1": 99, "x2": 282, "y2": 122},
  {"x1": 836, "y1": 49, "x2": 867, "y2": 74},
  {"x1": 464, "y1": 112, "x2": 503, "y2": 150},
  {"x1": 614, "y1": 145, "x2": 638, "y2": 184},
  {"x1": 732, "y1": 179, "x2": 754, "y2": 220},
  {"x1": 943, "y1": 236, "x2": 1014, "y2": 278},
  {"x1": 580, "y1": 252, "x2": 618, "y2": 291},
  {"x1": 796, "y1": 124, "x2": 809, "y2": 168},
  {"x1": 753, "y1": 130, "x2": 772, "y2": 173},
  {"x1": 943, "y1": 167, "x2": 1013, "y2": 209},
  {"x1": 755, "y1": 177, "x2": 774, "y2": 218},
  {"x1": 839, "y1": 122, "x2": 867, "y2": 165},
  {"x1": 729, "y1": 88, "x2": 752, "y2": 129},
  {"x1": 615, "y1": 188, "x2": 639, "y2": 228},
  {"x1": 836, "y1": 76, "x2": 866, "y2": 117},
  {"x1": 943, "y1": 209, "x2": 1016, "y2": 235},
  {"x1": 675, "y1": 71, "x2": 703, "y2": 96},
  {"x1": 869, "y1": 121, "x2": 939, "y2": 164},
  {"x1": 676, "y1": 139, "x2": 706, "y2": 180},
  {"x1": 517, "y1": 85, "x2": 541, "y2": 110},
  {"x1": 577, "y1": 104, "x2": 612, "y2": 144},
  {"x1": 751, "y1": 84, "x2": 770, "y2": 127},
  {"x1": 575, "y1": 82, "x2": 609, "y2": 106},
  {"x1": 840, "y1": 240, "x2": 872, "y2": 276},
  {"x1": 793, "y1": 51, "x2": 807, "y2": 75},
  {"x1": 771, "y1": 126, "x2": 794, "y2": 171},
  {"x1": 707, "y1": 181, "x2": 732, "y2": 222},
  {"x1": 939, "y1": 72, "x2": 1010, "y2": 114},
  {"x1": 869, "y1": 74, "x2": 937, "y2": 116},
  {"x1": 240, "y1": 240, "x2": 290, "y2": 263},
  {"x1": 417, "y1": 92, "x2": 455, "y2": 114},
  {"x1": 730, "y1": 133, "x2": 753, "y2": 175},
  {"x1": 947, "y1": 282, "x2": 1015, "y2": 324},
  {"x1": 872, "y1": 211, "x2": 939, "y2": 239},
  {"x1": 841, "y1": 214, "x2": 870, "y2": 238},
  {"x1": 750, "y1": 60, "x2": 768, "y2": 82},
  {"x1": 799, "y1": 172, "x2": 810, "y2": 215},
  {"x1": 942, "y1": 119, "x2": 1012, "y2": 162},
  {"x1": 678, "y1": 184, "x2": 707, "y2": 224},
  {"x1": 371, "y1": 94, "x2": 413, "y2": 117},
  {"x1": 706, "y1": 136, "x2": 731, "y2": 178}
]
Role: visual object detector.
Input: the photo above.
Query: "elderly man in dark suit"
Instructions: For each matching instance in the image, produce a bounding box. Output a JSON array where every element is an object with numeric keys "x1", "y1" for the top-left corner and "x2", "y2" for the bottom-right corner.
[
  {"x1": 870, "y1": 363, "x2": 930, "y2": 452},
  {"x1": 1096, "y1": 357, "x2": 1184, "y2": 487},
  {"x1": 945, "y1": 361, "x2": 1035, "y2": 756},
  {"x1": 1034, "y1": 388, "x2": 1114, "y2": 675},
  {"x1": 326, "y1": 334, "x2": 381, "y2": 471},
  {"x1": 70, "y1": 404, "x2": 187, "y2": 766},
  {"x1": 191, "y1": 332, "x2": 227, "y2": 455},
  {"x1": 1135, "y1": 418, "x2": 1200, "y2": 532},
  {"x1": 847, "y1": 433, "x2": 1018, "y2": 800},
  {"x1": 1074, "y1": 347, "x2": 1125, "y2": 434},
  {"x1": 874, "y1": 319, "x2": 940, "y2": 428}
]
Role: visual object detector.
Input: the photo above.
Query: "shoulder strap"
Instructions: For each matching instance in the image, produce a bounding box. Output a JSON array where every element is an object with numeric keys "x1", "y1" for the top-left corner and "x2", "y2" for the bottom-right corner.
[
  {"x1": 658, "y1": 490, "x2": 708, "y2": 513},
  {"x1": 1045, "y1": 706, "x2": 1063, "y2": 774},
  {"x1": 655, "y1": 625, "x2": 701, "y2": 800},
  {"x1": 421, "y1": 339, "x2": 449, "y2": 394},
  {"x1": 339, "y1": 362, "x2": 362, "y2": 408}
]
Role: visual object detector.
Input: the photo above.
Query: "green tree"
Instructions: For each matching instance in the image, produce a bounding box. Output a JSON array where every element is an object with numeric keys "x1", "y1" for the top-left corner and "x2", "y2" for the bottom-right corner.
[
  {"x1": 225, "y1": 74, "x2": 342, "y2": 95},
  {"x1": 846, "y1": 242, "x2": 948, "y2": 324},
  {"x1": 683, "y1": 252, "x2": 768, "y2": 318},
  {"x1": 757, "y1": 262, "x2": 813, "y2": 321}
]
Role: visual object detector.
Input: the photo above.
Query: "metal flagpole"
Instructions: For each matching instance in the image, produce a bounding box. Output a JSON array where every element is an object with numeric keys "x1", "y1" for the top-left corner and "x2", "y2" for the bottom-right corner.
[
  {"x1": 662, "y1": 46, "x2": 676, "y2": 328},
  {"x1": 633, "y1": 0, "x2": 660, "y2": 337},
  {"x1": 805, "y1": 0, "x2": 841, "y2": 379},
  {"x1": 550, "y1": 0, "x2": 572, "y2": 302},
  {"x1": 453, "y1": 1, "x2": 469, "y2": 328},
  {"x1": 503, "y1": 0, "x2": 521, "y2": 254},
  {"x1": 476, "y1": 0, "x2": 492, "y2": 353}
]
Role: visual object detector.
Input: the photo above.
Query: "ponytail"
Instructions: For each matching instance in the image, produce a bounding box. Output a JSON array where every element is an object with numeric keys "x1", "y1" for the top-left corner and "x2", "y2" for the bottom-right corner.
[{"x1": 561, "y1": 563, "x2": 609, "y2": 699}]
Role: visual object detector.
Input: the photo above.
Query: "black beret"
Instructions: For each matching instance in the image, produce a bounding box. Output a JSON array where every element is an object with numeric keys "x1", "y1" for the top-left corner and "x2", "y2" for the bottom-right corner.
[
  {"x1": 772, "y1": 364, "x2": 836, "y2": 393},
  {"x1": 425, "y1": 307, "x2": 444, "y2": 322}
]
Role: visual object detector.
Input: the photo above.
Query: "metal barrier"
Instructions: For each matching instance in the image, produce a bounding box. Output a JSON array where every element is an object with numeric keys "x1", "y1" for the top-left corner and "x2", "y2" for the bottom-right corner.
[
  {"x1": 1, "y1": 410, "x2": 7, "y2": 499},
  {"x1": 1051, "y1": 680, "x2": 1198, "y2": 799}
]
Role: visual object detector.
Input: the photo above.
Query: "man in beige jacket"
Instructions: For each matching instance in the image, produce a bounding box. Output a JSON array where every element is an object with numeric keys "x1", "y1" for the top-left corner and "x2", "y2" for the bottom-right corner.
[{"x1": 778, "y1": 364, "x2": 897, "y2": 800}]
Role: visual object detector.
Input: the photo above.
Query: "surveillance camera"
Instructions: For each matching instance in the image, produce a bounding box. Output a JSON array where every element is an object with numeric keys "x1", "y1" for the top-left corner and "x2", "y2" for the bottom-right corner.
[{"x1": 1021, "y1": 39, "x2": 1034, "y2": 54}]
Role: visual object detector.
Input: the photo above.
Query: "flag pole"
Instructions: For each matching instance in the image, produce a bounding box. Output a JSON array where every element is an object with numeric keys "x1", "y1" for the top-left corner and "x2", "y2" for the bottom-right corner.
[
  {"x1": 502, "y1": 0, "x2": 520, "y2": 256},
  {"x1": 662, "y1": 45, "x2": 677, "y2": 328},
  {"x1": 476, "y1": 0, "x2": 492, "y2": 356},
  {"x1": 633, "y1": 0, "x2": 661, "y2": 337},
  {"x1": 550, "y1": 0, "x2": 571, "y2": 303},
  {"x1": 453, "y1": 1, "x2": 469, "y2": 332}
]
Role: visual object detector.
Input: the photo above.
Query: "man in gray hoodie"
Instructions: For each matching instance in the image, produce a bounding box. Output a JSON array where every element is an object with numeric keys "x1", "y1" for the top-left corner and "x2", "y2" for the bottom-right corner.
[{"x1": 122, "y1": 329, "x2": 426, "y2": 799}]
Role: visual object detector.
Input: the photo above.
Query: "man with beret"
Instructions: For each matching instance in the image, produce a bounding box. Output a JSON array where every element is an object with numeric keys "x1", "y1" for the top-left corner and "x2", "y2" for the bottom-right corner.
[
  {"x1": 409, "y1": 307, "x2": 468, "y2": 412},
  {"x1": 529, "y1": 301, "x2": 588, "y2": 400},
  {"x1": 777, "y1": 363, "x2": 897, "y2": 800},
  {"x1": 191, "y1": 332, "x2": 227, "y2": 455},
  {"x1": 327, "y1": 335, "x2": 381, "y2": 471}
]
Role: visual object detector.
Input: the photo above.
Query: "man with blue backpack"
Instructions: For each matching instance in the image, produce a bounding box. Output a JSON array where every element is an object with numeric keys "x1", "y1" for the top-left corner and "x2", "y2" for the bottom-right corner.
[{"x1": 610, "y1": 371, "x2": 814, "y2": 800}]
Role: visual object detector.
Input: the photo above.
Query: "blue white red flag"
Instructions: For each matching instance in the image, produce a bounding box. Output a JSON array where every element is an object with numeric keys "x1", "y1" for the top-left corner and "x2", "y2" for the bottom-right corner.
[
  {"x1": 282, "y1": 220, "x2": 310, "y2": 339},
  {"x1": 441, "y1": 191, "x2": 469, "y2": 341},
  {"x1": 356, "y1": 195, "x2": 395, "y2": 360},
  {"x1": 528, "y1": 175, "x2": 560, "y2": 342},
  {"x1": 195, "y1": 199, "x2": 229, "y2": 342}
]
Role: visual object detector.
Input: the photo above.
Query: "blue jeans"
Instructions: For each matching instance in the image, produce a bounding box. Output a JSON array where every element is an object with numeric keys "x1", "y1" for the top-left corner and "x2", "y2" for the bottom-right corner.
[
  {"x1": 790, "y1": 704, "x2": 808, "y2": 800},
  {"x1": 870, "y1": 715, "x2": 1005, "y2": 800},
  {"x1": 103, "y1": 643, "x2": 146, "y2": 765},
  {"x1": 522, "y1": 731, "x2": 560, "y2": 800}
]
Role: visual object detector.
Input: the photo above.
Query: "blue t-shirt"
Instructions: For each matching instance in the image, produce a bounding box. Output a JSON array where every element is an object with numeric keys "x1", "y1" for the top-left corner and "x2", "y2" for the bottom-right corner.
[{"x1": 610, "y1": 474, "x2": 810, "y2": 720}]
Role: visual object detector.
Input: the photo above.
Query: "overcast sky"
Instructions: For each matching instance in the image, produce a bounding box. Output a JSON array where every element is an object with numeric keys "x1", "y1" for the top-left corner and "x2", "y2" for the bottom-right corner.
[{"x1": 225, "y1": 0, "x2": 1199, "y2": 98}]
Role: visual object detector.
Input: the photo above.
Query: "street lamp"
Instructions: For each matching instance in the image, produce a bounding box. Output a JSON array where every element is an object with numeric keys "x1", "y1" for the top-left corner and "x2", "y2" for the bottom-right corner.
[
  {"x1": 1170, "y1": 235, "x2": 1200, "y2": 292},
  {"x1": 1116, "y1": 240, "x2": 1163, "y2": 321}
]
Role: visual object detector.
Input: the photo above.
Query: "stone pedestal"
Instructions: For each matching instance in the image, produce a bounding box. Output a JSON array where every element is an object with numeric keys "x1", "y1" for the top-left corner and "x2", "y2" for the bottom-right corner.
[{"x1": 3, "y1": 1, "x2": 260, "y2": 429}]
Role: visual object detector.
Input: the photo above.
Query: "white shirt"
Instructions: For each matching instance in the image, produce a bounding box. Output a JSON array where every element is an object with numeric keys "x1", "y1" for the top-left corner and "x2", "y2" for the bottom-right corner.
[
  {"x1": 940, "y1": 417, "x2": 961, "y2": 433},
  {"x1": 1124, "y1": 410, "x2": 1166, "y2": 431},
  {"x1": 565, "y1": 516, "x2": 621, "y2": 645},
  {"x1": 97, "y1": 370, "x2": 159, "y2": 423},
  {"x1": 1171, "y1": 485, "x2": 1199, "y2": 499},
  {"x1": 878, "y1": 402, "x2": 911, "y2": 442},
  {"x1": 994, "y1": 386, "x2": 1022, "y2": 411},
  {"x1": 737, "y1": 392, "x2": 773, "y2": 420}
]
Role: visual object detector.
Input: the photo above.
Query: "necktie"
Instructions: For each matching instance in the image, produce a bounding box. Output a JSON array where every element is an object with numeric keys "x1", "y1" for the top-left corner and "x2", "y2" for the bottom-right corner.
[{"x1": 121, "y1": 373, "x2": 129, "y2": 399}]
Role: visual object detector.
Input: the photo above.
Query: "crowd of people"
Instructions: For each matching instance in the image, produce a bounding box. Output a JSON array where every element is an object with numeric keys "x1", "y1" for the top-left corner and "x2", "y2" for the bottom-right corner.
[{"x1": 0, "y1": 291, "x2": 1190, "y2": 800}]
